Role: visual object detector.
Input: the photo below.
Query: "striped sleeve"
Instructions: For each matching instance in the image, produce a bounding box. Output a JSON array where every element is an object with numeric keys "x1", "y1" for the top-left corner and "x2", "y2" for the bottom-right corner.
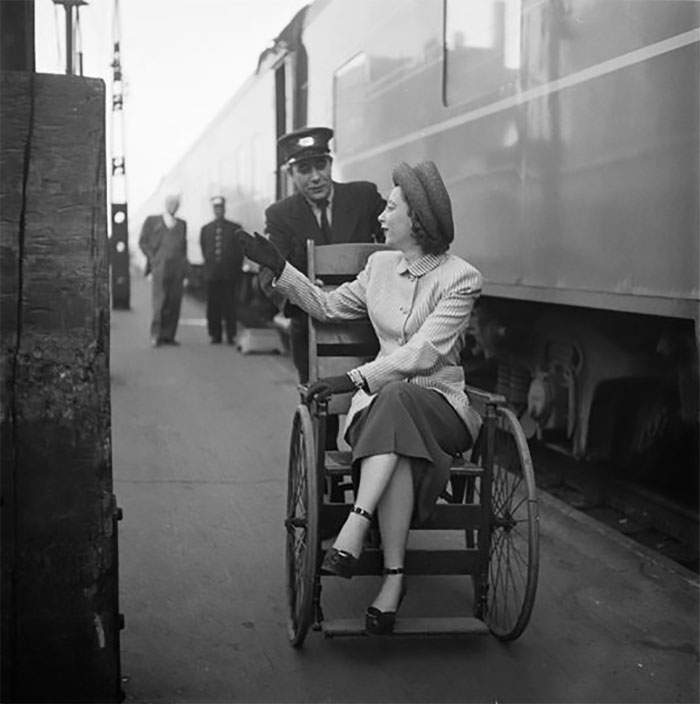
[
  {"x1": 273, "y1": 260, "x2": 369, "y2": 321},
  {"x1": 357, "y1": 266, "x2": 483, "y2": 392}
]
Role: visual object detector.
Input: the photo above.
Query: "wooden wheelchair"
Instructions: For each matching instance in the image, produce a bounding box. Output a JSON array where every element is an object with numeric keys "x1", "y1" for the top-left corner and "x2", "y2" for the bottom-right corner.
[{"x1": 284, "y1": 243, "x2": 539, "y2": 647}]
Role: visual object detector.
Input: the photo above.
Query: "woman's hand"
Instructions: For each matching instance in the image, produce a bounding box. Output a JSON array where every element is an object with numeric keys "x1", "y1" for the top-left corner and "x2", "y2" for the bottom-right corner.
[
  {"x1": 238, "y1": 230, "x2": 286, "y2": 277},
  {"x1": 305, "y1": 374, "x2": 356, "y2": 403}
]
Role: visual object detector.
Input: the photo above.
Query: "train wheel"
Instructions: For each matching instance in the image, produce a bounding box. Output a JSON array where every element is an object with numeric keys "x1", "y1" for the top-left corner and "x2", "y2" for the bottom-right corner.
[
  {"x1": 481, "y1": 406, "x2": 540, "y2": 641},
  {"x1": 285, "y1": 405, "x2": 319, "y2": 648}
]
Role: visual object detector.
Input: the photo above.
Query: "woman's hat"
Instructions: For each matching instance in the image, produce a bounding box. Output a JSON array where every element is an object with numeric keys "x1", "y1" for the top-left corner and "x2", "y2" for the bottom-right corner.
[{"x1": 392, "y1": 160, "x2": 454, "y2": 246}]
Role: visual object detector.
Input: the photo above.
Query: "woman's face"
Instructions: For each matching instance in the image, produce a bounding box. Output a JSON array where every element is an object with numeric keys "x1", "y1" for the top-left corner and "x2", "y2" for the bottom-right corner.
[{"x1": 379, "y1": 186, "x2": 414, "y2": 251}]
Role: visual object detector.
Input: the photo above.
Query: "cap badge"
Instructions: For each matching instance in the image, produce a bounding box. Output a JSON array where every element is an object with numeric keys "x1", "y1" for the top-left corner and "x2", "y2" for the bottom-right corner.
[{"x1": 298, "y1": 136, "x2": 315, "y2": 147}]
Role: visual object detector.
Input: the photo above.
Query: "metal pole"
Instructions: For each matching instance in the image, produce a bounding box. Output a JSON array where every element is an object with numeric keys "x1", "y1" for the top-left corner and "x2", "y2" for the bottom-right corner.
[
  {"x1": 63, "y1": 4, "x2": 72, "y2": 74},
  {"x1": 53, "y1": 0, "x2": 87, "y2": 75},
  {"x1": 76, "y1": 5, "x2": 83, "y2": 76},
  {"x1": 109, "y1": 0, "x2": 131, "y2": 309}
]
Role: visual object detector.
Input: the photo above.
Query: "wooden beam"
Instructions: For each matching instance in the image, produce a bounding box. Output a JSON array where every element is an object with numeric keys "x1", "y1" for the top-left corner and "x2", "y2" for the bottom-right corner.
[{"x1": 0, "y1": 72, "x2": 121, "y2": 703}]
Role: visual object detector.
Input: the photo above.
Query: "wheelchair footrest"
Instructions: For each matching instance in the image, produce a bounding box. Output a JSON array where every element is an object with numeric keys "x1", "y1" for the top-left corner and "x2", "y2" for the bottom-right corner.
[
  {"x1": 324, "y1": 450, "x2": 483, "y2": 476},
  {"x1": 321, "y1": 616, "x2": 490, "y2": 637}
]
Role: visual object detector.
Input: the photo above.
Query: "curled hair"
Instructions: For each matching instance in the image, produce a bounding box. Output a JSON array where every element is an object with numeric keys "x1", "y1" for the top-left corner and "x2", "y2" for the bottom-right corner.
[{"x1": 408, "y1": 206, "x2": 449, "y2": 255}]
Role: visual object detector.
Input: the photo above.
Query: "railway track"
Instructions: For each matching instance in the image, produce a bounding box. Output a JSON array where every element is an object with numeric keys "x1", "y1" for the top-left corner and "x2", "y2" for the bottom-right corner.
[{"x1": 531, "y1": 443, "x2": 699, "y2": 573}]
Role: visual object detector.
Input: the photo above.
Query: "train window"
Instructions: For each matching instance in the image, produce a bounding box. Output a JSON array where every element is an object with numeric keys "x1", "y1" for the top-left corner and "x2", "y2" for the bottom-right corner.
[
  {"x1": 443, "y1": 0, "x2": 521, "y2": 107},
  {"x1": 333, "y1": 52, "x2": 370, "y2": 156}
]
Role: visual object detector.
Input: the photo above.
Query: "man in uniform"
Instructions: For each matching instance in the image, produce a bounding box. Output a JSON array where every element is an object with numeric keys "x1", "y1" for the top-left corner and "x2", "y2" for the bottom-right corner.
[
  {"x1": 260, "y1": 126, "x2": 385, "y2": 450},
  {"x1": 261, "y1": 126, "x2": 385, "y2": 381},
  {"x1": 200, "y1": 196, "x2": 245, "y2": 344},
  {"x1": 139, "y1": 194, "x2": 188, "y2": 347}
]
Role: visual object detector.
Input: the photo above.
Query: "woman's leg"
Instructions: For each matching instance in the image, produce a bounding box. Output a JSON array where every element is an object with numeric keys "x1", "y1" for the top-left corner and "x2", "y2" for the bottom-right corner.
[
  {"x1": 332, "y1": 452, "x2": 399, "y2": 557},
  {"x1": 372, "y1": 457, "x2": 413, "y2": 612}
]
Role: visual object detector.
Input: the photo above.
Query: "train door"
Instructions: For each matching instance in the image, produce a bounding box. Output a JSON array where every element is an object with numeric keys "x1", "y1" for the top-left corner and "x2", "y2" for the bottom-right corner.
[
  {"x1": 275, "y1": 63, "x2": 289, "y2": 200},
  {"x1": 273, "y1": 10, "x2": 308, "y2": 200}
]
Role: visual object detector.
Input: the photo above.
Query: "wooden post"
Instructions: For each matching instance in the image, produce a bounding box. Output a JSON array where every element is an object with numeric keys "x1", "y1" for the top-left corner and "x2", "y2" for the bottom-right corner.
[
  {"x1": 0, "y1": 72, "x2": 122, "y2": 703},
  {"x1": 0, "y1": 1, "x2": 35, "y2": 72}
]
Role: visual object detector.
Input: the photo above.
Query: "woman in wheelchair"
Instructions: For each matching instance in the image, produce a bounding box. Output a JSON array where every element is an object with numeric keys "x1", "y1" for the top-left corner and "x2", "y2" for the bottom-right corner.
[{"x1": 242, "y1": 160, "x2": 483, "y2": 635}]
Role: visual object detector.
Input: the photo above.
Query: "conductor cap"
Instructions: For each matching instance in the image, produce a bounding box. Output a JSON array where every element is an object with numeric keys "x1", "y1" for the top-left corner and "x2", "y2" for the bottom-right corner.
[{"x1": 278, "y1": 126, "x2": 333, "y2": 166}]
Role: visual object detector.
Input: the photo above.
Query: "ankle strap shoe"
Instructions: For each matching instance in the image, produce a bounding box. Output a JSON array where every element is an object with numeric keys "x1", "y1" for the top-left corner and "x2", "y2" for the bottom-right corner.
[
  {"x1": 365, "y1": 570, "x2": 407, "y2": 635},
  {"x1": 321, "y1": 506, "x2": 373, "y2": 579},
  {"x1": 321, "y1": 548, "x2": 358, "y2": 579}
]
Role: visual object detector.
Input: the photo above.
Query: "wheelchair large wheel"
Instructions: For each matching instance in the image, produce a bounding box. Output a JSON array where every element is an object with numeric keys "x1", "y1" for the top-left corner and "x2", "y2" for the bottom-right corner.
[
  {"x1": 478, "y1": 406, "x2": 540, "y2": 641},
  {"x1": 285, "y1": 405, "x2": 319, "y2": 648}
]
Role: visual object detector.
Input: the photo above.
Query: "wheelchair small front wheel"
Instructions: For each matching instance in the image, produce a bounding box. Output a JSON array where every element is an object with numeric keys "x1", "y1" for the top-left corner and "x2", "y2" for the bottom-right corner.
[{"x1": 285, "y1": 404, "x2": 319, "y2": 647}]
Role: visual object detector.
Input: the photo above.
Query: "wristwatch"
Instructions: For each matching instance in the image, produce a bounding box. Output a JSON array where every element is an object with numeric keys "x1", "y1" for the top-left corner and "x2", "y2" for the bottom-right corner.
[{"x1": 347, "y1": 368, "x2": 368, "y2": 392}]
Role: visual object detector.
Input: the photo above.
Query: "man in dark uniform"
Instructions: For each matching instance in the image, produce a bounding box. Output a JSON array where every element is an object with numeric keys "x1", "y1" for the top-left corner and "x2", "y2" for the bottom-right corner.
[
  {"x1": 260, "y1": 126, "x2": 385, "y2": 452},
  {"x1": 261, "y1": 126, "x2": 385, "y2": 381},
  {"x1": 200, "y1": 196, "x2": 245, "y2": 344},
  {"x1": 139, "y1": 194, "x2": 188, "y2": 347}
]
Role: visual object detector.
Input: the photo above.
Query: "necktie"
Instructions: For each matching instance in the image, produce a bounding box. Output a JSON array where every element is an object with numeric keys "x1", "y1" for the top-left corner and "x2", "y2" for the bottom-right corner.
[{"x1": 318, "y1": 199, "x2": 332, "y2": 244}]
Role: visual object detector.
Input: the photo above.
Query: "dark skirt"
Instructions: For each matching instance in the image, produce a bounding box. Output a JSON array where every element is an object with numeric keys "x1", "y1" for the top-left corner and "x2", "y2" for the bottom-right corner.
[{"x1": 346, "y1": 380, "x2": 473, "y2": 525}]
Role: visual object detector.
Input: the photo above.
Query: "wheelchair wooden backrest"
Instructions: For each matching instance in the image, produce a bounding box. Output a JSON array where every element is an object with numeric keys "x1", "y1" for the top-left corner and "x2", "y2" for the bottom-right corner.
[{"x1": 306, "y1": 241, "x2": 388, "y2": 416}]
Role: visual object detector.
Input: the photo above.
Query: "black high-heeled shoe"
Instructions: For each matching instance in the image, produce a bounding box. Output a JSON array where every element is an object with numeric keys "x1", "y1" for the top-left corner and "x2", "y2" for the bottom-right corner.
[
  {"x1": 365, "y1": 568, "x2": 407, "y2": 635},
  {"x1": 321, "y1": 506, "x2": 372, "y2": 579}
]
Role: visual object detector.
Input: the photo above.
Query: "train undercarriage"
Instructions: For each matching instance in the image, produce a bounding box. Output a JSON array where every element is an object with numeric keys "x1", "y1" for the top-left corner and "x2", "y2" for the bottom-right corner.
[{"x1": 466, "y1": 297, "x2": 699, "y2": 568}]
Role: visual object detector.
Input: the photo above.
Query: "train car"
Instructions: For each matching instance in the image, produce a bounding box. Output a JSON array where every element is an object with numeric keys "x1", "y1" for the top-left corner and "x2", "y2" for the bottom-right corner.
[
  {"x1": 132, "y1": 7, "x2": 309, "y2": 272},
  {"x1": 136, "y1": 0, "x2": 699, "y2": 510}
]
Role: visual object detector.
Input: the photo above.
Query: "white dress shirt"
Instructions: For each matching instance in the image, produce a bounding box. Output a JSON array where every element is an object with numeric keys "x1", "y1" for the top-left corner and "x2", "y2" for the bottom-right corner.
[{"x1": 305, "y1": 187, "x2": 334, "y2": 228}]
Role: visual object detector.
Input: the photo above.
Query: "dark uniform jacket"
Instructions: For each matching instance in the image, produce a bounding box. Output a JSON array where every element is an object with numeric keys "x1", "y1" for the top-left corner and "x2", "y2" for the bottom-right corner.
[
  {"x1": 139, "y1": 215, "x2": 188, "y2": 277},
  {"x1": 262, "y1": 180, "x2": 385, "y2": 317},
  {"x1": 199, "y1": 218, "x2": 244, "y2": 281}
]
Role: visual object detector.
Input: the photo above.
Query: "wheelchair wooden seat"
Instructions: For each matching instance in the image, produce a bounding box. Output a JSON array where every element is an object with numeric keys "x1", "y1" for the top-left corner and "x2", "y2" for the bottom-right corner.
[{"x1": 284, "y1": 242, "x2": 539, "y2": 647}]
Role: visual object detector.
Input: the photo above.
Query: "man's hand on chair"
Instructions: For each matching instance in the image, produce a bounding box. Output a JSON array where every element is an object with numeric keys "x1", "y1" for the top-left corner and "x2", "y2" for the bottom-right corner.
[
  {"x1": 305, "y1": 374, "x2": 356, "y2": 403},
  {"x1": 238, "y1": 229, "x2": 286, "y2": 277}
]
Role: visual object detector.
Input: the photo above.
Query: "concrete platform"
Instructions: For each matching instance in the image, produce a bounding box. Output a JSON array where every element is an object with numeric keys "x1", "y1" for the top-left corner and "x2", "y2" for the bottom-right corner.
[{"x1": 111, "y1": 276, "x2": 699, "y2": 703}]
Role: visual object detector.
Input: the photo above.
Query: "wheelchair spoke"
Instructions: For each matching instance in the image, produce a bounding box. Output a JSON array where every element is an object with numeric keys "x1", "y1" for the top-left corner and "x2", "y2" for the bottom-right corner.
[{"x1": 489, "y1": 520, "x2": 528, "y2": 631}]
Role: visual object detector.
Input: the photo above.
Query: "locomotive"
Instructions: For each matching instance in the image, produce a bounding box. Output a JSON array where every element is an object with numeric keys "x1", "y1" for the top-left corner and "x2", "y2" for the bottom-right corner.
[{"x1": 135, "y1": 0, "x2": 699, "y2": 507}]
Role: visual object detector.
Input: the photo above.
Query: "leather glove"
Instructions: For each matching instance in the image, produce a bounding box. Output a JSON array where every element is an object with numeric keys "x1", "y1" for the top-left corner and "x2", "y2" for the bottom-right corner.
[
  {"x1": 238, "y1": 229, "x2": 286, "y2": 277},
  {"x1": 305, "y1": 374, "x2": 356, "y2": 403}
]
